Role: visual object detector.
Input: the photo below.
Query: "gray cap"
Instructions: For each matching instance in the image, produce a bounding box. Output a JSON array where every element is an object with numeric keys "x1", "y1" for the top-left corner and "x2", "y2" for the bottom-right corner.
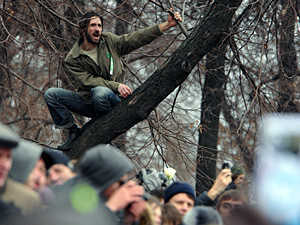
[
  {"x1": 183, "y1": 206, "x2": 223, "y2": 225},
  {"x1": 9, "y1": 139, "x2": 43, "y2": 183},
  {"x1": 0, "y1": 123, "x2": 19, "y2": 149},
  {"x1": 78, "y1": 144, "x2": 134, "y2": 192}
]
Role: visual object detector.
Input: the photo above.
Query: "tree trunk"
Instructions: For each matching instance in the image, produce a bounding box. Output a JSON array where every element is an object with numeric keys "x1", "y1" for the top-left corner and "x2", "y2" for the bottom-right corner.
[
  {"x1": 68, "y1": 0, "x2": 243, "y2": 159},
  {"x1": 115, "y1": 0, "x2": 131, "y2": 35},
  {"x1": 196, "y1": 42, "x2": 227, "y2": 194},
  {"x1": 277, "y1": 0, "x2": 299, "y2": 112}
]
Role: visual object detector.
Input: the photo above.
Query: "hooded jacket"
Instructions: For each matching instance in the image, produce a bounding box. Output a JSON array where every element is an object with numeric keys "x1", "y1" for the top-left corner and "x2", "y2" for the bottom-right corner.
[
  {"x1": 64, "y1": 24, "x2": 163, "y2": 102},
  {"x1": 9, "y1": 140, "x2": 43, "y2": 184}
]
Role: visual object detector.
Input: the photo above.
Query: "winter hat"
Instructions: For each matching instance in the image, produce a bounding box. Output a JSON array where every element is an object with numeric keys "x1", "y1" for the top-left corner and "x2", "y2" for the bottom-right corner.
[
  {"x1": 78, "y1": 144, "x2": 134, "y2": 192},
  {"x1": 9, "y1": 139, "x2": 43, "y2": 183},
  {"x1": 164, "y1": 181, "x2": 195, "y2": 203},
  {"x1": 231, "y1": 164, "x2": 245, "y2": 176},
  {"x1": 41, "y1": 148, "x2": 73, "y2": 170},
  {"x1": 0, "y1": 123, "x2": 19, "y2": 149},
  {"x1": 182, "y1": 206, "x2": 223, "y2": 225}
]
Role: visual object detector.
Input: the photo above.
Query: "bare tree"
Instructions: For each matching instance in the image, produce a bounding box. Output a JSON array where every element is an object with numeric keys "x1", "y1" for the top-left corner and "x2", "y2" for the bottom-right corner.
[{"x1": 0, "y1": 0, "x2": 299, "y2": 187}]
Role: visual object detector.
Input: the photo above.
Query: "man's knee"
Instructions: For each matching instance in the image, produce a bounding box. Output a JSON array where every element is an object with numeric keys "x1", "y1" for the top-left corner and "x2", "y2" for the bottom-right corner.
[
  {"x1": 44, "y1": 88, "x2": 59, "y2": 102},
  {"x1": 91, "y1": 86, "x2": 114, "y2": 100}
]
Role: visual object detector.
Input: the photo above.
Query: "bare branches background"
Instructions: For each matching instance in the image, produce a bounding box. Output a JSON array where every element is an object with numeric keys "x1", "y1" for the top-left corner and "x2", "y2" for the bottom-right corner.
[{"x1": 0, "y1": 0, "x2": 299, "y2": 192}]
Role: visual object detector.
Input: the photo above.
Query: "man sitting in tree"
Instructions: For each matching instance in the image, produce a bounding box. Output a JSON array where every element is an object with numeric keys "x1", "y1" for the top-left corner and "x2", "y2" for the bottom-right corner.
[{"x1": 44, "y1": 11, "x2": 182, "y2": 150}]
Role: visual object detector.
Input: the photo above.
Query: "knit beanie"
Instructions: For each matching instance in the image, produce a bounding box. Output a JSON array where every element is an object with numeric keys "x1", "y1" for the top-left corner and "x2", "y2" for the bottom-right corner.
[
  {"x1": 231, "y1": 163, "x2": 245, "y2": 176},
  {"x1": 41, "y1": 148, "x2": 73, "y2": 170},
  {"x1": 78, "y1": 144, "x2": 134, "y2": 192},
  {"x1": 182, "y1": 206, "x2": 223, "y2": 225},
  {"x1": 164, "y1": 181, "x2": 195, "y2": 203}
]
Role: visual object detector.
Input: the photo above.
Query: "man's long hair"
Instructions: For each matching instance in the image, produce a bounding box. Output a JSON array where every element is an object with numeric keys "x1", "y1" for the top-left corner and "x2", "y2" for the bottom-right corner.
[{"x1": 78, "y1": 12, "x2": 103, "y2": 39}]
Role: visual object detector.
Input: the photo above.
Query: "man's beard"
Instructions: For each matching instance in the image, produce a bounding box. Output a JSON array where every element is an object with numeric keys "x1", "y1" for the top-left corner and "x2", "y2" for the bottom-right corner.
[{"x1": 85, "y1": 30, "x2": 99, "y2": 45}]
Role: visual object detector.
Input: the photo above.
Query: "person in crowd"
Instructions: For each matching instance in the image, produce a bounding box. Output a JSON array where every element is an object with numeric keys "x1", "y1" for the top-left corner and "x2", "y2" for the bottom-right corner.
[
  {"x1": 226, "y1": 163, "x2": 246, "y2": 189},
  {"x1": 79, "y1": 144, "x2": 146, "y2": 224},
  {"x1": 44, "y1": 10, "x2": 182, "y2": 150},
  {"x1": 164, "y1": 181, "x2": 195, "y2": 217},
  {"x1": 42, "y1": 148, "x2": 76, "y2": 187},
  {"x1": 0, "y1": 124, "x2": 42, "y2": 215},
  {"x1": 196, "y1": 163, "x2": 246, "y2": 207},
  {"x1": 182, "y1": 206, "x2": 223, "y2": 225},
  {"x1": 51, "y1": 144, "x2": 146, "y2": 224},
  {"x1": 146, "y1": 196, "x2": 162, "y2": 225},
  {"x1": 139, "y1": 202, "x2": 158, "y2": 225},
  {"x1": 216, "y1": 190, "x2": 248, "y2": 225},
  {"x1": 161, "y1": 203, "x2": 182, "y2": 225},
  {"x1": 9, "y1": 140, "x2": 45, "y2": 191},
  {"x1": 196, "y1": 167, "x2": 232, "y2": 207},
  {"x1": 9, "y1": 141, "x2": 55, "y2": 205}
]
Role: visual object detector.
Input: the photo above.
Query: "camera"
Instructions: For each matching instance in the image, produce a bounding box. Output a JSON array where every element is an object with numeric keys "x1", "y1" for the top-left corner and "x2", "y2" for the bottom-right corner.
[{"x1": 222, "y1": 161, "x2": 230, "y2": 169}]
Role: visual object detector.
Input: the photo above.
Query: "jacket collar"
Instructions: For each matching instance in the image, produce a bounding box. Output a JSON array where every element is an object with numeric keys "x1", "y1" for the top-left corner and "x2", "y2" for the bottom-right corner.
[{"x1": 69, "y1": 35, "x2": 106, "y2": 59}]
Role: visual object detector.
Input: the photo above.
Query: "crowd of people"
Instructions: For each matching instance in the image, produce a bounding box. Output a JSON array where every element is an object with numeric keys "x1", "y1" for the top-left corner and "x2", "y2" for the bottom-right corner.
[{"x1": 1, "y1": 123, "x2": 278, "y2": 225}]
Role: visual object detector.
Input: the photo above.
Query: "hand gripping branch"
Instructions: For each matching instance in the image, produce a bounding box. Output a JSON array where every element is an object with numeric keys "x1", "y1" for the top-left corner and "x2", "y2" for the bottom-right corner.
[{"x1": 148, "y1": 0, "x2": 189, "y2": 37}]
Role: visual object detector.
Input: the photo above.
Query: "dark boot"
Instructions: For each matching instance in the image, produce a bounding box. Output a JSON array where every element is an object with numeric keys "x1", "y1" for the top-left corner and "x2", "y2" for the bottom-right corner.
[{"x1": 57, "y1": 125, "x2": 81, "y2": 151}]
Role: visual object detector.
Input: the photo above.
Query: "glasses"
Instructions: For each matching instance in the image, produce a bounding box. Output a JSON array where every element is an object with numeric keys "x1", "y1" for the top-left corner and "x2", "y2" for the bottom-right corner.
[{"x1": 118, "y1": 180, "x2": 127, "y2": 186}]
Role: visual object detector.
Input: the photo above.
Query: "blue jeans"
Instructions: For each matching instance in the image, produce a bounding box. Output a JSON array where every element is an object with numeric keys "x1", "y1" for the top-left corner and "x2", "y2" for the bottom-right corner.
[{"x1": 44, "y1": 87, "x2": 120, "y2": 129}]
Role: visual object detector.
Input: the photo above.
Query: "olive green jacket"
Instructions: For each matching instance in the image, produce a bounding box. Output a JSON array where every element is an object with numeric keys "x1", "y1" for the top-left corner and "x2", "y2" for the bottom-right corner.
[{"x1": 64, "y1": 24, "x2": 163, "y2": 101}]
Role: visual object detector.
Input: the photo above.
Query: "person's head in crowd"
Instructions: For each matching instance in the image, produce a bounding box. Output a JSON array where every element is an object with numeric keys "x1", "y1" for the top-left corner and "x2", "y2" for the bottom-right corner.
[
  {"x1": 164, "y1": 181, "x2": 195, "y2": 217},
  {"x1": 78, "y1": 144, "x2": 134, "y2": 197},
  {"x1": 230, "y1": 164, "x2": 245, "y2": 187},
  {"x1": 9, "y1": 140, "x2": 45, "y2": 192},
  {"x1": 161, "y1": 203, "x2": 182, "y2": 225},
  {"x1": 147, "y1": 196, "x2": 162, "y2": 225},
  {"x1": 0, "y1": 125, "x2": 42, "y2": 215},
  {"x1": 78, "y1": 144, "x2": 145, "y2": 223},
  {"x1": 42, "y1": 148, "x2": 76, "y2": 186},
  {"x1": 139, "y1": 202, "x2": 158, "y2": 225},
  {"x1": 150, "y1": 189, "x2": 165, "y2": 204},
  {"x1": 182, "y1": 206, "x2": 223, "y2": 225},
  {"x1": 216, "y1": 190, "x2": 248, "y2": 225},
  {"x1": 0, "y1": 124, "x2": 19, "y2": 188}
]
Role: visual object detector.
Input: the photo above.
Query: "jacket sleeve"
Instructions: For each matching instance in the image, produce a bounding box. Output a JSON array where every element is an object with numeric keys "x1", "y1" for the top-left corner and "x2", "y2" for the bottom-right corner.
[
  {"x1": 65, "y1": 60, "x2": 120, "y2": 93},
  {"x1": 112, "y1": 25, "x2": 163, "y2": 56},
  {"x1": 195, "y1": 191, "x2": 216, "y2": 207}
]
